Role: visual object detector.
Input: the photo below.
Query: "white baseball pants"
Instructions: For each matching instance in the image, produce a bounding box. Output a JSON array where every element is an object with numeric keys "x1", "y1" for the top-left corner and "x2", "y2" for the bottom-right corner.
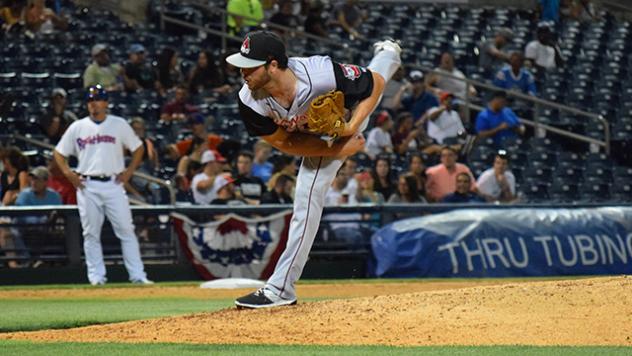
[
  {"x1": 266, "y1": 47, "x2": 401, "y2": 300},
  {"x1": 77, "y1": 179, "x2": 147, "y2": 284}
]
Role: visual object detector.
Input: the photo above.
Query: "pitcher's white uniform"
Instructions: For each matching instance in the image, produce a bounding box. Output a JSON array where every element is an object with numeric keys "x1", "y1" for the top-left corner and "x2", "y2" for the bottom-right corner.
[
  {"x1": 55, "y1": 114, "x2": 149, "y2": 284},
  {"x1": 238, "y1": 48, "x2": 400, "y2": 300}
]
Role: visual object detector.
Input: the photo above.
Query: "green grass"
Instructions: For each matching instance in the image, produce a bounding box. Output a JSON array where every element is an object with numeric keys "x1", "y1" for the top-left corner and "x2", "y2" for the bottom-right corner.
[
  {"x1": 0, "y1": 298, "x2": 232, "y2": 332},
  {"x1": 0, "y1": 341, "x2": 630, "y2": 355}
]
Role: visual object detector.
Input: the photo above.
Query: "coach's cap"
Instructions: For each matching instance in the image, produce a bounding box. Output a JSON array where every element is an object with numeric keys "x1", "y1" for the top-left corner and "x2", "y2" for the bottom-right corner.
[
  {"x1": 86, "y1": 84, "x2": 109, "y2": 101},
  {"x1": 91, "y1": 44, "x2": 108, "y2": 57},
  {"x1": 129, "y1": 43, "x2": 145, "y2": 54},
  {"x1": 496, "y1": 27, "x2": 514, "y2": 40},
  {"x1": 212, "y1": 173, "x2": 235, "y2": 195},
  {"x1": 29, "y1": 166, "x2": 49, "y2": 180},
  {"x1": 409, "y1": 70, "x2": 424, "y2": 82},
  {"x1": 52, "y1": 87, "x2": 67, "y2": 98},
  {"x1": 201, "y1": 150, "x2": 226, "y2": 164},
  {"x1": 226, "y1": 30, "x2": 288, "y2": 68}
]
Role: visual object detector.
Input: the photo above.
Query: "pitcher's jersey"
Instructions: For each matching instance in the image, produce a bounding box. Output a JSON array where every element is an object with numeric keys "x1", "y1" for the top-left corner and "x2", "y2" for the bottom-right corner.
[
  {"x1": 55, "y1": 115, "x2": 142, "y2": 176},
  {"x1": 238, "y1": 56, "x2": 374, "y2": 137}
]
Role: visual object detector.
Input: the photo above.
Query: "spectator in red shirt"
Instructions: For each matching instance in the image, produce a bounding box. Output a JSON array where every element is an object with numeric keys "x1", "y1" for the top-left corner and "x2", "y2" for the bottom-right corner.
[
  {"x1": 168, "y1": 114, "x2": 223, "y2": 176},
  {"x1": 160, "y1": 84, "x2": 198, "y2": 123}
]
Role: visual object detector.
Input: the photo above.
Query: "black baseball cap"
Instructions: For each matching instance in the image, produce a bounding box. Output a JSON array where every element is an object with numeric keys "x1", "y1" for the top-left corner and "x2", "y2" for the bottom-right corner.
[{"x1": 226, "y1": 30, "x2": 288, "y2": 68}]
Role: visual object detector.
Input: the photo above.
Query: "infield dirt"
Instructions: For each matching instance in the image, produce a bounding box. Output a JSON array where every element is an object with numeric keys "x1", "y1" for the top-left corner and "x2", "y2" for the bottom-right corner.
[{"x1": 2, "y1": 276, "x2": 631, "y2": 346}]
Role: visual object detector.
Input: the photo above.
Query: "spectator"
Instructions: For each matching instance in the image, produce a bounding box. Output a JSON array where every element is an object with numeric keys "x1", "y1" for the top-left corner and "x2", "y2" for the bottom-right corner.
[
  {"x1": 188, "y1": 50, "x2": 231, "y2": 95},
  {"x1": 234, "y1": 151, "x2": 266, "y2": 204},
  {"x1": 269, "y1": 0, "x2": 300, "y2": 37},
  {"x1": 388, "y1": 173, "x2": 425, "y2": 203},
  {"x1": 341, "y1": 157, "x2": 359, "y2": 203},
  {"x1": 0, "y1": 146, "x2": 30, "y2": 206},
  {"x1": 524, "y1": 23, "x2": 564, "y2": 75},
  {"x1": 0, "y1": 166, "x2": 62, "y2": 268},
  {"x1": 335, "y1": 0, "x2": 366, "y2": 39},
  {"x1": 174, "y1": 160, "x2": 202, "y2": 204},
  {"x1": 226, "y1": 0, "x2": 263, "y2": 36},
  {"x1": 39, "y1": 88, "x2": 77, "y2": 144},
  {"x1": 427, "y1": 52, "x2": 476, "y2": 101},
  {"x1": 160, "y1": 84, "x2": 198, "y2": 123},
  {"x1": 567, "y1": 0, "x2": 598, "y2": 22},
  {"x1": 424, "y1": 92, "x2": 465, "y2": 145},
  {"x1": 477, "y1": 150, "x2": 517, "y2": 203},
  {"x1": 393, "y1": 70, "x2": 439, "y2": 125},
  {"x1": 381, "y1": 67, "x2": 408, "y2": 111},
  {"x1": 492, "y1": 52, "x2": 537, "y2": 96},
  {"x1": 251, "y1": 139, "x2": 274, "y2": 183},
  {"x1": 156, "y1": 47, "x2": 183, "y2": 95},
  {"x1": 478, "y1": 27, "x2": 514, "y2": 73},
  {"x1": 261, "y1": 173, "x2": 294, "y2": 204},
  {"x1": 123, "y1": 44, "x2": 157, "y2": 92},
  {"x1": 168, "y1": 114, "x2": 223, "y2": 176},
  {"x1": 47, "y1": 154, "x2": 76, "y2": 204},
  {"x1": 304, "y1": 0, "x2": 328, "y2": 38},
  {"x1": 1, "y1": 0, "x2": 26, "y2": 33},
  {"x1": 372, "y1": 155, "x2": 395, "y2": 201},
  {"x1": 210, "y1": 174, "x2": 247, "y2": 205},
  {"x1": 365, "y1": 111, "x2": 393, "y2": 159},
  {"x1": 475, "y1": 90, "x2": 525, "y2": 148},
  {"x1": 538, "y1": 0, "x2": 560, "y2": 23},
  {"x1": 406, "y1": 152, "x2": 427, "y2": 200},
  {"x1": 25, "y1": 0, "x2": 67, "y2": 34},
  {"x1": 391, "y1": 112, "x2": 419, "y2": 155},
  {"x1": 267, "y1": 155, "x2": 297, "y2": 191},
  {"x1": 442, "y1": 172, "x2": 485, "y2": 203},
  {"x1": 191, "y1": 150, "x2": 225, "y2": 205},
  {"x1": 126, "y1": 117, "x2": 162, "y2": 204},
  {"x1": 425, "y1": 146, "x2": 475, "y2": 202},
  {"x1": 83, "y1": 44, "x2": 123, "y2": 91},
  {"x1": 354, "y1": 171, "x2": 384, "y2": 204}
]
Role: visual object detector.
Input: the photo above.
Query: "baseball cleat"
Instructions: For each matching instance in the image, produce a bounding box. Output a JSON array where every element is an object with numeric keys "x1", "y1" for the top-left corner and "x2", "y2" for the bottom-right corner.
[
  {"x1": 131, "y1": 277, "x2": 155, "y2": 285},
  {"x1": 90, "y1": 278, "x2": 107, "y2": 286},
  {"x1": 373, "y1": 38, "x2": 402, "y2": 56},
  {"x1": 235, "y1": 287, "x2": 297, "y2": 309}
]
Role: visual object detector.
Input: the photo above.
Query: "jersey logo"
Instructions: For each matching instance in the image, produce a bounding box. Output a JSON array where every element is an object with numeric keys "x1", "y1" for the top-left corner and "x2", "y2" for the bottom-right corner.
[
  {"x1": 76, "y1": 134, "x2": 116, "y2": 150},
  {"x1": 339, "y1": 63, "x2": 364, "y2": 81},
  {"x1": 241, "y1": 37, "x2": 251, "y2": 54},
  {"x1": 273, "y1": 114, "x2": 308, "y2": 133}
]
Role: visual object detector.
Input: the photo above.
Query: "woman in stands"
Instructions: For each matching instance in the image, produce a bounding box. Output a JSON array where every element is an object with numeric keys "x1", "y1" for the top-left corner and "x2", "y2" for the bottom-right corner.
[
  {"x1": 156, "y1": 47, "x2": 183, "y2": 96},
  {"x1": 188, "y1": 50, "x2": 231, "y2": 96},
  {"x1": 371, "y1": 154, "x2": 396, "y2": 201},
  {"x1": 0, "y1": 146, "x2": 29, "y2": 206}
]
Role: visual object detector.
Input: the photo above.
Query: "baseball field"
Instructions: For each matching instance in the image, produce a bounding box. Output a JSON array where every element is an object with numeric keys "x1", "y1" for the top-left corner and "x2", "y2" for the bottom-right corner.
[{"x1": 1, "y1": 276, "x2": 631, "y2": 355}]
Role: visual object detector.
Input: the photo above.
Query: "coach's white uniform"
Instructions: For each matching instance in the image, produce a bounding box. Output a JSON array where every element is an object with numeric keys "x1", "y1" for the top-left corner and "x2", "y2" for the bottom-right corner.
[
  {"x1": 56, "y1": 115, "x2": 148, "y2": 284},
  {"x1": 238, "y1": 48, "x2": 400, "y2": 300}
]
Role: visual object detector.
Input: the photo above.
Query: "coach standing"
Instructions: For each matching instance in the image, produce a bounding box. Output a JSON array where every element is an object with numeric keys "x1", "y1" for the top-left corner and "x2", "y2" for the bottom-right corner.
[{"x1": 53, "y1": 85, "x2": 153, "y2": 286}]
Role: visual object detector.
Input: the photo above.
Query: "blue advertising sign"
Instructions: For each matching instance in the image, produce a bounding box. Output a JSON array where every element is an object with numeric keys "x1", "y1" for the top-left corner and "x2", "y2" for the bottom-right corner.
[{"x1": 371, "y1": 208, "x2": 632, "y2": 277}]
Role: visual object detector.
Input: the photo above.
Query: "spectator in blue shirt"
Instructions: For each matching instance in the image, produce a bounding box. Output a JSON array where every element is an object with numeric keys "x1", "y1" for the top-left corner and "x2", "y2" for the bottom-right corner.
[
  {"x1": 16, "y1": 166, "x2": 62, "y2": 213},
  {"x1": 475, "y1": 91, "x2": 525, "y2": 148},
  {"x1": 393, "y1": 70, "x2": 439, "y2": 125},
  {"x1": 539, "y1": 0, "x2": 560, "y2": 23},
  {"x1": 493, "y1": 52, "x2": 537, "y2": 96},
  {"x1": 251, "y1": 139, "x2": 274, "y2": 183},
  {"x1": 442, "y1": 173, "x2": 485, "y2": 203}
]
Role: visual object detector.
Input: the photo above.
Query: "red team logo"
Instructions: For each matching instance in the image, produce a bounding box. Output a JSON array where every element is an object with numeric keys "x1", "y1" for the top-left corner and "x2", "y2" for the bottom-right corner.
[
  {"x1": 241, "y1": 37, "x2": 251, "y2": 54},
  {"x1": 339, "y1": 63, "x2": 363, "y2": 80}
]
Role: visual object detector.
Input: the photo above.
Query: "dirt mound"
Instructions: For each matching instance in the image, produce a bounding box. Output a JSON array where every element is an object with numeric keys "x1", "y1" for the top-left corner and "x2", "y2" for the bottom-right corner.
[{"x1": 3, "y1": 277, "x2": 632, "y2": 346}]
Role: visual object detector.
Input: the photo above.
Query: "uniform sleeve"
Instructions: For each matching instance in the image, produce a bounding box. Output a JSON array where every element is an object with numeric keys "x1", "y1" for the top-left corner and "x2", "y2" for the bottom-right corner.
[
  {"x1": 332, "y1": 61, "x2": 374, "y2": 108},
  {"x1": 238, "y1": 98, "x2": 278, "y2": 137},
  {"x1": 121, "y1": 121, "x2": 143, "y2": 151},
  {"x1": 55, "y1": 122, "x2": 76, "y2": 157}
]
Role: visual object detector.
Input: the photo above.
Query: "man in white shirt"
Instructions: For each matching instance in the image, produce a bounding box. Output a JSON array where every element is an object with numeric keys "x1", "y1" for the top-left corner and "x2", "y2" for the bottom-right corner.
[
  {"x1": 191, "y1": 150, "x2": 226, "y2": 205},
  {"x1": 365, "y1": 111, "x2": 393, "y2": 159},
  {"x1": 476, "y1": 150, "x2": 516, "y2": 203},
  {"x1": 424, "y1": 92, "x2": 465, "y2": 144},
  {"x1": 525, "y1": 23, "x2": 564, "y2": 74},
  {"x1": 53, "y1": 85, "x2": 151, "y2": 285},
  {"x1": 427, "y1": 52, "x2": 477, "y2": 101}
]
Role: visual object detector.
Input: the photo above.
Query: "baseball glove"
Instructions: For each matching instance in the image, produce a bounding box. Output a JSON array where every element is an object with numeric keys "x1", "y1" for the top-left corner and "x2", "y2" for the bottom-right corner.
[{"x1": 306, "y1": 91, "x2": 346, "y2": 139}]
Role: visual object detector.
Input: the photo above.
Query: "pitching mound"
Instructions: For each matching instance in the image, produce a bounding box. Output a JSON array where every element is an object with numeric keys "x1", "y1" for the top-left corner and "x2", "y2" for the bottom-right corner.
[{"x1": 3, "y1": 276, "x2": 632, "y2": 346}]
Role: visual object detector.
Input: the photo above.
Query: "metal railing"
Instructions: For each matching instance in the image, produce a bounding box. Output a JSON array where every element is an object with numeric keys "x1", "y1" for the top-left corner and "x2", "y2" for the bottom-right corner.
[
  {"x1": 12, "y1": 134, "x2": 177, "y2": 204},
  {"x1": 159, "y1": 1, "x2": 610, "y2": 154}
]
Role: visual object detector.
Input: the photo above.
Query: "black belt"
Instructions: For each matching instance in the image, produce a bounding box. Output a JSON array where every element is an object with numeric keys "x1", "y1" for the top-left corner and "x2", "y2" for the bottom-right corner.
[{"x1": 81, "y1": 175, "x2": 112, "y2": 182}]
